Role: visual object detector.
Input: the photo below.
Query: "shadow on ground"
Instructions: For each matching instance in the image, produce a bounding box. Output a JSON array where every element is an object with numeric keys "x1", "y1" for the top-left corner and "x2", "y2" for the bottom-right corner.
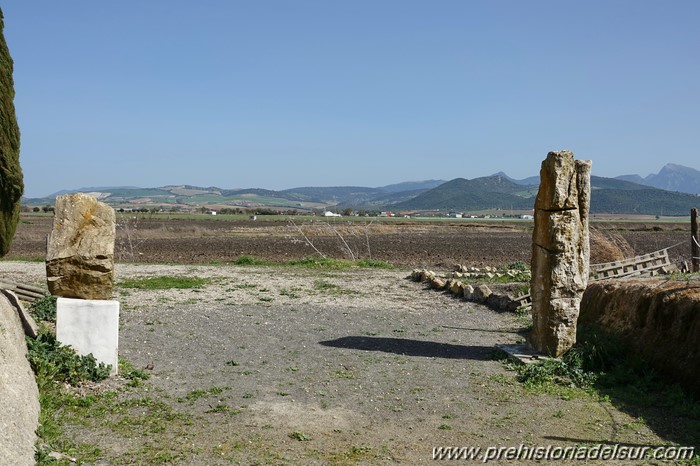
[{"x1": 319, "y1": 335, "x2": 495, "y2": 360}]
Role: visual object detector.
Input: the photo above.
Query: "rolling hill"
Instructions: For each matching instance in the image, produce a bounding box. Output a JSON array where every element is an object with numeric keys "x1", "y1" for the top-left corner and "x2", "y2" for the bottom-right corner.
[{"x1": 21, "y1": 173, "x2": 700, "y2": 216}]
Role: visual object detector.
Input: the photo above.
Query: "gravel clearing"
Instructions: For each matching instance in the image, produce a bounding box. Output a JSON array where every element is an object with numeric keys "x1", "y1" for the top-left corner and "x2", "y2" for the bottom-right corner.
[{"x1": 1, "y1": 261, "x2": 680, "y2": 464}]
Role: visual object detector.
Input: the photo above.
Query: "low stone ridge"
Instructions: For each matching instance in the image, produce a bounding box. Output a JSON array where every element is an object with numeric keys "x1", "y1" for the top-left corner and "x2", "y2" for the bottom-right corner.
[
  {"x1": 0, "y1": 292, "x2": 39, "y2": 465},
  {"x1": 46, "y1": 193, "x2": 116, "y2": 300},
  {"x1": 580, "y1": 279, "x2": 700, "y2": 395},
  {"x1": 409, "y1": 269, "x2": 524, "y2": 313}
]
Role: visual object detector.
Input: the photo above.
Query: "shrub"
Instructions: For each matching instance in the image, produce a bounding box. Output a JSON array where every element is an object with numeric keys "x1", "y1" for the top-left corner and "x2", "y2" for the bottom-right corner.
[
  {"x1": 29, "y1": 295, "x2": 57, "y2": 322},
  {"x1": 26, "y1": 332, "x2": 111, "y2": 385}
]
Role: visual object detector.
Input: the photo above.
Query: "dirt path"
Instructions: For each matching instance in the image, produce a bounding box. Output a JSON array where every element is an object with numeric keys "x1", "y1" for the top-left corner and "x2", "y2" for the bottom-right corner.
[{"x1": 2, "y1": 261, "x2": 677, "y2": 464}]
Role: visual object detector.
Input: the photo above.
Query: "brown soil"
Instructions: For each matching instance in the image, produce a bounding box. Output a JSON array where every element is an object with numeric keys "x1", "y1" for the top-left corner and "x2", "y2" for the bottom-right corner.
[
  {"x1": 4, "y1": 214, "x2": 696, "y2": 464},
  {"x1": 9, "y1": 214, "x2": 691, "y2": 268},
  {"x1": 2, "y1": 261, "x2": 686, "y2": 465}
]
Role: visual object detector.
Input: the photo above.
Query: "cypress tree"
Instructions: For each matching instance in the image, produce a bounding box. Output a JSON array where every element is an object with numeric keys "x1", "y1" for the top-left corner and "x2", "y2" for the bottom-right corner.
[{"x1": 0, "y1": 7, "x2": 23, "y2": 256}]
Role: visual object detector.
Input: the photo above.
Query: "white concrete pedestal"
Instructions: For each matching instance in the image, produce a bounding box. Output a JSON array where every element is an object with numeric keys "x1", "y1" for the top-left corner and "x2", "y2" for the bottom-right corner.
[{"x1": 56, "y1": 297, "x2": 120, "y2": 375}]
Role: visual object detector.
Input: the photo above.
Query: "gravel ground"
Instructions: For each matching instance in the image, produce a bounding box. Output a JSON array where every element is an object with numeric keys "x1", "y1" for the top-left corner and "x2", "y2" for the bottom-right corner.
[{"x1": 1, "y1": 261, "x2": 682, "y2": 465}]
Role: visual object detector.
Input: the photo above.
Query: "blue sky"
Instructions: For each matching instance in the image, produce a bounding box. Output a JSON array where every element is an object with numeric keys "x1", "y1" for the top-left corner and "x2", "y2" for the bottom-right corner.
[{"x1": 2, "y1": 1, "x2": 698, "y2": 198}]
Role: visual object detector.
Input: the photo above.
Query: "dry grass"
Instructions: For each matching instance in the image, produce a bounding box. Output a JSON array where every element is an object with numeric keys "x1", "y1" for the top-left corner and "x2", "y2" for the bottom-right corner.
[{"x1": 590, "y1": 228, "x2": 635, "y2": 264}]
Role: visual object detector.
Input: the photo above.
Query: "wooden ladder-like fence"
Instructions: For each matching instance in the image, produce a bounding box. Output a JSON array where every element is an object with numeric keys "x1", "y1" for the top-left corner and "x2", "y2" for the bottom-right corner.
[
  {"x1": 513, "y1": 247, "x2": 675, "y2": 310},
  {"x1": 589, "y1": 248, "x2": 673, "y2": 280}
]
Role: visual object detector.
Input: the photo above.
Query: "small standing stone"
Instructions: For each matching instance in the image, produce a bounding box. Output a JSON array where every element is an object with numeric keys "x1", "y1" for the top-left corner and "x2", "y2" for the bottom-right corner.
[{"x1": 46, "y1": 193, "x2": 116, "y2": 300}]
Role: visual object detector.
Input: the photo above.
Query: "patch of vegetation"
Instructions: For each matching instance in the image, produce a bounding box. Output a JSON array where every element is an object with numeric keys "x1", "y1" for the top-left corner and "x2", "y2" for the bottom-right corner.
[
  {"x1": 287, "y1": 257, "x2": 392, "y2": 269},
  {"x1": 29, "y1": 294, "x2": 57, "y2": 322},
  {"x1": 507, "y1": 260, "x2": 529, "y2": 271},
  {"x1": 313, "y1": 280, "x2": 355, "y2": 295},
  {"x1": 119, "y1": 276, "x2": 209, "y2": 290},
  {"x1": 27, "y1": 330, "x2": 130, "y2": 463},
  {"x1": 119, "y1": 358, "x2": 151, "y2": 386},
  {"x1": 510, "y1": 327, "x2": 700, "y2": 446},
  {"x1": 179, "y1": 386, "x2": 231, "y2": 403},
  {"x1": 27, "y1": 332, "x2": 111, "y2": 385},
  {"x1": 279, "y1": 287, "x2": 301, "y2": 298},
  {"x1": 289, "y1": 431, "x2": 312, "y2": 441},
  {"x1": 233, "y1": 255, "x2": 272, "y2": 266}
]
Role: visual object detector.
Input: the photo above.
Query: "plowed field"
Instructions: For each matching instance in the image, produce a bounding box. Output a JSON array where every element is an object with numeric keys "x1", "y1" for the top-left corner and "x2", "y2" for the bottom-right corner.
[{"x1": 10, "y1": 214, "x2": 690, "y2": 268}]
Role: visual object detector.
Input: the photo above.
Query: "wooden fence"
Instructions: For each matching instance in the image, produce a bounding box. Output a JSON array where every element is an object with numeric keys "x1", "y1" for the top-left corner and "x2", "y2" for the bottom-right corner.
[
  {"x1": 0, "y1": 281, "x2": 46, "y2": 303},
  {"x1": 514, "y1": 247, "x2": 675, "y2": 311},
  {"x1": 589, "y1": 248, "x2": 673, "y2": 280}
]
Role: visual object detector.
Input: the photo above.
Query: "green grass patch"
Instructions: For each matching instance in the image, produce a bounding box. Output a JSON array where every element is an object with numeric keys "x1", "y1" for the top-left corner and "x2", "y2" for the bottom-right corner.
[
  {"x1": 178, "y1": 386, "x2": 231, "y2": 403},
  {"x1": 118, "y1": 276, "x2": 209, "y2": 290},
  {"x1": 233, "y1": 255, "x2": 272, "y2": 266},
  {"x1": 287, "y1": 257, "x2": 392, "y2": 269},
  {"x1": 313, "y1": 280, "x2": 355, "y2": 295},
  {"x1": 289, "y1": 431, "x2": 312, "y2": 441}
]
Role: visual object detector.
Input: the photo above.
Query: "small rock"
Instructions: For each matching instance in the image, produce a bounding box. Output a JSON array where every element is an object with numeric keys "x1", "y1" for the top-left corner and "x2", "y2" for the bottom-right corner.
[
  {"x1": 472, "y1": 285, "x2": 492, "y2": 303},
  {"x1": 431, "y1": 277, "x2": 447, "y2": 290},
  {"x1": 462, "y1": 285, "x2": 474, "y2": 300},
  {"x1": 450, "y1": 280, "x2": 464, "y2": 297}
]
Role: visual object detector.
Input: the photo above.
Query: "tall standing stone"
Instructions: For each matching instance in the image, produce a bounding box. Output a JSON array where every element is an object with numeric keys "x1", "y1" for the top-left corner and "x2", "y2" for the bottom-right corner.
[
  {"x1": 0, "y1": 8, "x2": 23, "y2": 257},
  {"x1": 46, "y1": 193, "x2": 116, "y2": 300},
  {"x1": 529, "y1": 151, "x2": 591, "y2": 357}
]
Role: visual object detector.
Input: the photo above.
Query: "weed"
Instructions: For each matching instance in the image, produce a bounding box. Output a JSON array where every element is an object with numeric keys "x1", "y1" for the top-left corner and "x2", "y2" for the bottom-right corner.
[
  {"x1": 280, "y1": 288, "x2": 300, "y2": 298},
  {"x1": 234, "y1": 255, "x2": 271, "y2": 266},
  {"x1": 205, "y1": 404, "x2": 230, "y2": 414},
  {"x1": 119, "y1": 276, "x2": 209, "y2": 290},
  {"x1": 29, "y1": 295, "x2": 57, "y2": 322},
  {"x1": 289, "y1": 431, "x2": 312, "y2": 441},
  {"x1": 27, "y1": 332, "x2": 111, "y2": 385},
  {"x1": 438, "y1": 424, "x2": 452, "y2": 430},
  {"x1": 225, "y1": 360, "x2": 240, "y2": 366},
  {"x1": 335, "y1": 369, "x2": 354, "y2": 379},
  {"x1": 179, "y1": 386, "x2": 230, "y2": 403},
  {"x1": 507, "y1": 260, "x2": 529, "y2": 271},
  {"x1": 313, "y1": 280, "x2": 355, "y2": 295},
  {"x1": 119, "y1": 359, "x2": 151, "y2": 384},
  {"x1": 258, "y1": 296, "x2": 274, "y2": 302}
]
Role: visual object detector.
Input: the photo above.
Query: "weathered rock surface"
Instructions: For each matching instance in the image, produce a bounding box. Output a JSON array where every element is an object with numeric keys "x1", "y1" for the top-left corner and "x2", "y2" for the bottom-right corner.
[
  {"x1": 529, "y1": 151, "x2": 591, "y2": 357},
  {"x1": 0, "y1": 290, "x2": 37, "y2": 338},
  {"x1": 0, "y1": 9, "x2": 23, "y2": 257},
  {"x1": 0, "y1": 293, "x2": 39, "y2": 465},
  {"x1": 46, "y1": 193, "x2": 116, "y2": 300},
  {"x1": 472, "y1": 284, "x2": 492, "y2": 303},
  {"x1": 581, "y1": 279, "x2": 700, "y2": 394}
]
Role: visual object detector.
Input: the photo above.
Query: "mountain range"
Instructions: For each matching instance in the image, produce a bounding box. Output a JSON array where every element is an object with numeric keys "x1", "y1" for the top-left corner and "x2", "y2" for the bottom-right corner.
[
  {"x1": 22, "y1": 164, "x2": 700, "y2": 216},
  {"x1": 615, "y1": 163, "x2": 700, "y2": 195}
]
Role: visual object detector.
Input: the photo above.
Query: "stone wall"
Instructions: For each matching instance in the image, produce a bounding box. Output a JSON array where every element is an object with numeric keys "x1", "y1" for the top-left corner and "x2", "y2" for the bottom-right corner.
[{"x1": 580, "y1": 279, "x2": 700, "y2": 394}]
